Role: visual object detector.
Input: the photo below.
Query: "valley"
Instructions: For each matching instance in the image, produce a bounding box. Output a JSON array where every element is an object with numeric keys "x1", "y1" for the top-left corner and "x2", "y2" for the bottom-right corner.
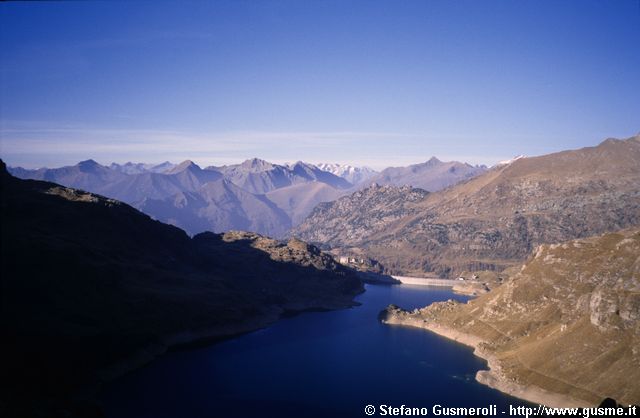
[
  {"x1": 3, "y1": 134, "x2": 640, "y2": 414},
  {"x1": 3, "y1": 2, "x2": 638, "y2": 416}
]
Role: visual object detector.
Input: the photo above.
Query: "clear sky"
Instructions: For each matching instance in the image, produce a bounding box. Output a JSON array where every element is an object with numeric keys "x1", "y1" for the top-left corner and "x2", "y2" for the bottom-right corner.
[{"x1": 1, "y1": 0, "x2": 638, "y2": 169}]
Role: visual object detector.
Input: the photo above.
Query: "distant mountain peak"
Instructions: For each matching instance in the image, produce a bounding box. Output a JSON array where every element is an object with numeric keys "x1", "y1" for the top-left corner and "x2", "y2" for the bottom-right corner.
[
  {"x1": 109, "y1": 161, "x2": 176, "y2": 174},
  {"x1": 297, "y1": 134, "x2": 640, "y2": 279},
  {"x1": 77, "y1": 159, "x2": 101, "y2": 171},
  {"x1": 601, "y1": 138, "x2": 621, "y2": 146},
  {"x1": 78, "y1": 159, "x2": 99, "y2": 166},
  {"x1": 168, "y1": 160, "x2": 201, "y2": 174},
  {"x1": 292, "y1": 160, "x2": 314, "y2": 168},
  {"x1": 364, "y1": 157, "x2": 486, "y2": 192},
  {"x1": 240, "y1": 158, "x2": 274, "y2": 171},
  {"x1": 290, "y1": 161, "x2": 315, "y2": 173},
  {"x1": 150, "y1": 161, "x2": 176, "y2": 173},
  {"x1": 596, "y1": 134, "x2": 640, "y2": 149}
]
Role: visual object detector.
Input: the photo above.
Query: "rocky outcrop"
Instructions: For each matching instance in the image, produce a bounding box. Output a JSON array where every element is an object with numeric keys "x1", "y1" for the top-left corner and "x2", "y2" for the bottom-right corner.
[
  {"x1": 381, "y1": 228, "x2": 640, "y2": 406},
  {"x1": 295, "y1": 135, "x2": 640, "y2": 277},
  {"x1": 294, "y1": 183, "x2": 429, "y2": 247}
]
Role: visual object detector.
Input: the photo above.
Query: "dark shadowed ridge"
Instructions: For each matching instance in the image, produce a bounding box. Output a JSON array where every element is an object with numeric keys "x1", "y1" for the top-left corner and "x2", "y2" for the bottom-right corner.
[{"x1": 0, "y1": 160, "x2": 362, "y2": 417}]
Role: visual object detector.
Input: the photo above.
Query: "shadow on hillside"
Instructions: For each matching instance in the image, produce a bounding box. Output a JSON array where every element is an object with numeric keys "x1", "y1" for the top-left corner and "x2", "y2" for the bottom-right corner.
[{"x1": 1, "y1": 164, "x2": 363, "y2": 418}]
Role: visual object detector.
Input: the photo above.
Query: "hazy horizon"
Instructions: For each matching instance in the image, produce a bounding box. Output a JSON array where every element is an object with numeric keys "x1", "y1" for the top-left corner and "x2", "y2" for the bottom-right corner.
[
  {"x1": 1, "y1": 1, "x2": 639, "y2": 169},
  {"x1": 5, "y1": 131, "x2": 638, "y2": 172},
  {"x1": 0, "y1": 150, "x2": 511, "y2": 171}
]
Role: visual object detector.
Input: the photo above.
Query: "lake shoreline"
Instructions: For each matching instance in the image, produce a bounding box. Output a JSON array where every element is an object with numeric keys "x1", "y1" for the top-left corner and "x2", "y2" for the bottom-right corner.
[
  {"x1": 102, "y1": 284, "x2": 545, "y2": 418},
  {"x1": 381, "y1": 311, "x2": 591, "y2": 409},
  {"x1": 97, "y1": 295, "x2": 362, "y2": 383}
]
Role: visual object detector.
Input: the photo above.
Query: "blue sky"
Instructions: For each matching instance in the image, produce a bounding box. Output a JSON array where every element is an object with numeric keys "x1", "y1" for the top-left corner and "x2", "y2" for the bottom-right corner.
[{"x1": 1, "y1": 0, "x2": 638, "y2": 169}]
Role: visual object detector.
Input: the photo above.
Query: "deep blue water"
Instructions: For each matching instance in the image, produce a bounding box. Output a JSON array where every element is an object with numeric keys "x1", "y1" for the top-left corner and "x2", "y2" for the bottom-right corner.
[{"x1": 101, "y1": 285, "x2": 531, "y2": 418}]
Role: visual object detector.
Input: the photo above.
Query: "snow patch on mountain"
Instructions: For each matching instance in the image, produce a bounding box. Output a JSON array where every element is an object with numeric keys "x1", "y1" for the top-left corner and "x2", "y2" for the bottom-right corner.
[
  {"x1": 494, "y1": 155, "x2": 526, "y2": 167},
  {"x1": 316, "y1": 163, "x2": 378, "y2": 185}
]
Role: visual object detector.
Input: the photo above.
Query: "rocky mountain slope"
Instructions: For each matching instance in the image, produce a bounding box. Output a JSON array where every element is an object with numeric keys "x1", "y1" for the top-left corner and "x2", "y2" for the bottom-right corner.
[
  {"x1": 0, "y1": 161, "x2": 362, "y2": 416},
  {"x1": 294, "y1": 135, "x2": 640, "y2": 276},
  {"x1": 380, "y1": 228, "x2": 640, "y2": 406},
  {"x1": 295, "y1": 184, "x2": 430, "y2": 248},
  {"x1": 363, "y1": 157, "x2": 486, "y2": 191}
]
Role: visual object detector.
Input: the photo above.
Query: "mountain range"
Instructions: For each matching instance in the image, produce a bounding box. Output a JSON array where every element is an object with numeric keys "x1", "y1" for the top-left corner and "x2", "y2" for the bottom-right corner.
[
  {"x1": 0, "y1": 160, "x2": 363, "y2": 416},
  {"x1": 362, "y1": 157, "x2": 486, "y2": 191},
  {"x1": 294, "y1": 135, "x2": 640, "y2": 277},
  {"x1": 3, "y1": 133, "x2": 640, "y2": 413},
  {"x1": 211, "y1": 159, "x2": 353, "y2": 194},
  {"x1": 109, "y1": 161, "x2": 176, "y2": 174},
  {"x1": 9, "y1": 156, "x2": 486, "y2": 237}
]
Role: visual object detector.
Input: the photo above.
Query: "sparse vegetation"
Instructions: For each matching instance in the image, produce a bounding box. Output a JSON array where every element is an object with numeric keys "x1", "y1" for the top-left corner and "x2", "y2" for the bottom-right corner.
[
  {"x1": 296, "y1": 135, "x2": 640, "y2": 278},
  {"x1": 381, "y1": 229, "x2": 640, "y2": 406}
]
